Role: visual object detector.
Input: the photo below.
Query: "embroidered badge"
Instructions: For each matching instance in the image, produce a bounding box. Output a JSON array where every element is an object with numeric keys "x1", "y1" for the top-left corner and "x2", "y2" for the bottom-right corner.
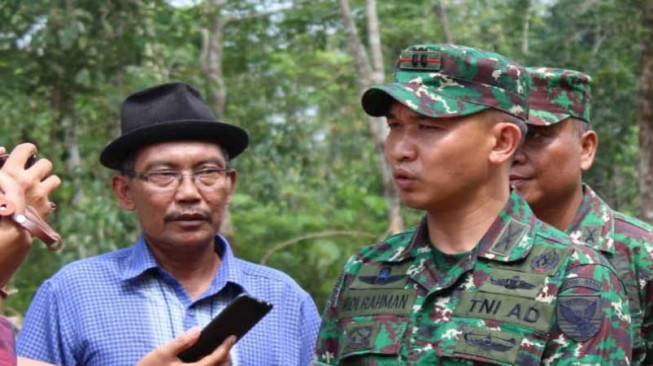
[
  {"x1": 489, "y1": 219, "x2": 528, "y2": 256},
  {"x1": 347, "y1": 326, "x2": 373, "y2": 349},
  {"x1": 479, "y1": 268, "x2": 545, "y2": 298},
  {"x1": 490, "y1": 275, "x2": 536, "y2": 290},
  {"x1": 338, "y1": 289, "x2": 416, "y2": 317},
  {"x1": 530, "y1": 250, "x2": 559, "y2": 272},
  {"x1": 454, "y1": 291, "x2": 555, "y2": 333},
  {"x1": 581, "y1": 225, "x2": 602, "y2": 245},
  {"x1": 464, "y1": 331, "x2": 517, "y2": 352},
  {"x1": 453, "y1": 326, "x2": 523, "y2": 364},
  {"x1": 341, "y1": 322, "x2": 380, "y2": 356},
  {"x1": 557, "y1": 295, "x2": 602, "y2": 341},
  {"x1": 357, "y1": 265, "x2": 405, "y2": 286},
  {"x1": 398, "y1": 49, "x2": 441, "y2": 71},
  {"x1": 350, "y1": 262, "x2": 411, "y2": 289},
  {"x1": 561, "y1": 277, "x2": 601, "y2": 292}
]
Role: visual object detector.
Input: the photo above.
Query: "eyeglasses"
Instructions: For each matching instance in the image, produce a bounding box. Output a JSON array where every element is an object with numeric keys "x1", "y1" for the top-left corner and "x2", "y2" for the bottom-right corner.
[{"x1": 124, "y1": 168, "x2": 233, "y2": 191}]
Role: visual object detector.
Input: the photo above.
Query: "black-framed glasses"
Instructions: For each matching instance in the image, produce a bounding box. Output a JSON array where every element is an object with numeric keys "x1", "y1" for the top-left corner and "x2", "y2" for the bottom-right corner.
[{"x1": 124, "y1": 168, "x2": 233, "y2": 191}]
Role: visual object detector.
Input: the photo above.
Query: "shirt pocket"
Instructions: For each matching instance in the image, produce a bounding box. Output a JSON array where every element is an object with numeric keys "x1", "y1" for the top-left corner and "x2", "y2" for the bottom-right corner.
[{"x1": 337, "y1": 316, "x2": 407, "y2": 365}]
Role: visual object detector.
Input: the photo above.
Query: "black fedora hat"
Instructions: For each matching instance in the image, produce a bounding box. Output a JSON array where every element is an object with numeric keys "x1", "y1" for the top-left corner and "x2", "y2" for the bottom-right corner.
[{"x1": 100, "y1": 82, "x2": 249, "y2": 170}]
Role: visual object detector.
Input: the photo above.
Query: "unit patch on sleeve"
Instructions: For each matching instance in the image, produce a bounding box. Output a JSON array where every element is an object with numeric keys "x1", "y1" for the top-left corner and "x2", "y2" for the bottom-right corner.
[
  {"x1": 556, "y1": 294, "x2": 602, "y2": 342},
  {"x1": 560, "y1": 277, "x2": 602, "y2": 292}
]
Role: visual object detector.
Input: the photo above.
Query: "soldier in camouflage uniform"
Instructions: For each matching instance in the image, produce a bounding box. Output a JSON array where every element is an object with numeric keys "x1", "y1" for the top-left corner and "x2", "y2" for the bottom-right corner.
[
  {"x1": 312, "y1": 44, "x2": 632, "y2": 365},
  {"x1": 511, "y1": 67, "x2": 653, "y2": 364}
]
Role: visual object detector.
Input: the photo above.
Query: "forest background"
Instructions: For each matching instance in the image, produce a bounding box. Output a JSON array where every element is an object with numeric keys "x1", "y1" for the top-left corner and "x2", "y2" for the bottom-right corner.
[{"x1": 1, "y1": 0, "x2": 652, "y2": 319}]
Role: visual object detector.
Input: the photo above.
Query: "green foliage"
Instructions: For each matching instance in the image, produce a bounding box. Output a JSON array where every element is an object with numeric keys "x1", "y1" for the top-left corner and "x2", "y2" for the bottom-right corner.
[{"x1": 0, "y1": 0, "x2": 646, "y2": 317}]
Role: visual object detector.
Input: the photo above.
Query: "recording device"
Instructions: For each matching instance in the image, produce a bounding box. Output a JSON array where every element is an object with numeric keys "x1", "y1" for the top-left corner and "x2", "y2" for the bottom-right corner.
[
  {"x1": 0, "y1": 153, "x2": 37, "y2": 169},
  {"x1": 177, "y1": 293, "x2": 273, "y2": 363}
]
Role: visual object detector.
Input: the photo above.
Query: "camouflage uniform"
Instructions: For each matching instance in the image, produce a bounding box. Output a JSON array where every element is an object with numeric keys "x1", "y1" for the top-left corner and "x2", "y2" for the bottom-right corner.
[
  {"x1": 313, "y1": 193, "x2": 630, "y2": 365},
  {"x1": 313, "y1": 45, "x2": 632, "y2": 365},
  {"x1": 526, "y1": 67, "x2": 653, "y2": 364},
  {"x1": 567, "y1": 185, "x2": 653, "y2": 364}
]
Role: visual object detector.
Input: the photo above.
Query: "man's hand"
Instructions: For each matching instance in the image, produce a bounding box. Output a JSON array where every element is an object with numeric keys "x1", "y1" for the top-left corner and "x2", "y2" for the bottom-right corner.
[
  {"x1": 1, "y1": 144, "x2": 60, "y2": 218},
  {"x1": 137, "y1": 327, "x2": 236, "y2": 366},
  {"x1": 0, "y1": 144, "x2": 62, "y2": 286},
  {"x1": 0, "y1": 164, "x2": 31, "y2": 288}
]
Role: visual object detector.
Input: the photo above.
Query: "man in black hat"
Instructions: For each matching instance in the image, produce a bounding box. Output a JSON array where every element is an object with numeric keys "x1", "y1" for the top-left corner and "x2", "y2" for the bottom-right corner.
[{"x1": 16, "y1": 83, "x2": 321, "y2": 366}]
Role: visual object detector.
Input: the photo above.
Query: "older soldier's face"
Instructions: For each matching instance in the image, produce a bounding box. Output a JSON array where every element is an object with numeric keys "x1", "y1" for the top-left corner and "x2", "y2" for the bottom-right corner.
[
  {"x1": 384, "y1": 101, "x2": 495, "y2": 211},
  {"x1": 510, "y1": 119, "x2": 591, "y2": 210},
  {"x1": 113, "y1": 141, "x2": 236, "y2": 250}
]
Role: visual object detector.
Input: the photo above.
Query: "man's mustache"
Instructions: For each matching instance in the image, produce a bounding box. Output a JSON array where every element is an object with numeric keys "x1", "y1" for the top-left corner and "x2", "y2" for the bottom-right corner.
[{"x1": 164, "y1": 210, "x2": 212, "y2": 222}]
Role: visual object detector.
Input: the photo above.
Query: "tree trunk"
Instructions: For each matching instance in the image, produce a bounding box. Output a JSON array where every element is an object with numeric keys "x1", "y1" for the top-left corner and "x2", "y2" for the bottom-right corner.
[
  {"x1": 367, "y1": 0, "x2": 384, "y2": 84},
  {"x1": 521, "y1": 0, "x2": 532, "y2": 55},
  {"x1": 433, "y1": 0, "x2": 453, "y2": 43},
  {"x1": 203, "y1": 0, "x2": 228, "y2": 120},
  {"x1": 339, "y1": 0, "x2": 404, "y2": 234},
  {"x1": 51, "y1": 78, "x2": 83, "y2": 206},
  {"x1": 638, "y1": 0, "x2": 653, "y2": 222},
  {"x1": 202, "y1": 0, "x2": 235, "y2": 240}
]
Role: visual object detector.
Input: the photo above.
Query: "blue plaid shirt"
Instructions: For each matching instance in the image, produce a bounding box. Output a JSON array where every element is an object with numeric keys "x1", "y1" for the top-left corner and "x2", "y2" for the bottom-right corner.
[{"x1": 17, "y1": 235, "x2": 320, "y2": 365}]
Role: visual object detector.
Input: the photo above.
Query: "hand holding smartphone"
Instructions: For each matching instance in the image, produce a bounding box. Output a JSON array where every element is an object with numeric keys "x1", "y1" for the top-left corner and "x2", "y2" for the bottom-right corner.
[{"x1": 177, "y1": 293, "x2": 273, "y2": 363}]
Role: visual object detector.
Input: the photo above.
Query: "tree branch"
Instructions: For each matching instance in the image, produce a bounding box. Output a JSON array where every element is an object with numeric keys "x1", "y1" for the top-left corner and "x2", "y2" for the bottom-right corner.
[{"x1": 260, "y1": 230, "x2": 377, "y2": 265}]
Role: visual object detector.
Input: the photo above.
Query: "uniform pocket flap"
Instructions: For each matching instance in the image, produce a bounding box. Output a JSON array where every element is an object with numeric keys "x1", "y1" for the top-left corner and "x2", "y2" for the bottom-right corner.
[{"x1": 339, "y1": 318, "x2": 407, "y2": 361}]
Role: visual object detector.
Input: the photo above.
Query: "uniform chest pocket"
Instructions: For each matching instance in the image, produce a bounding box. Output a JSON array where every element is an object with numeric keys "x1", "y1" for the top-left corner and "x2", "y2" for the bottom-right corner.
[{"x1": 337, "y1": 316, "x2": 407, "y2": 365}]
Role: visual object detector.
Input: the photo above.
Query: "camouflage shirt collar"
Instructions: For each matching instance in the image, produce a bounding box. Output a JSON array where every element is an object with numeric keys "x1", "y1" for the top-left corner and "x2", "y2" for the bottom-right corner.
[
  {"x1": 397, "y1": 191, "x2": 536, "y2": 263},
  {"x1": 476, "y1": 191, "x2": 537, "y2": 262},
  {"x1": 566, "y1": 184, "x2": 615, "y2": 254}
]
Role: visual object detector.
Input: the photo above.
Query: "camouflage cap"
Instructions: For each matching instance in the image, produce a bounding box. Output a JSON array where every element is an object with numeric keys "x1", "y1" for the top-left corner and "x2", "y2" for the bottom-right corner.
[
  {"x1": 526, "y1": 67, "x2": 591, "y2": 126},
  {"x1": 361, "y1": 44, "x2": 530, "y2": 120}
]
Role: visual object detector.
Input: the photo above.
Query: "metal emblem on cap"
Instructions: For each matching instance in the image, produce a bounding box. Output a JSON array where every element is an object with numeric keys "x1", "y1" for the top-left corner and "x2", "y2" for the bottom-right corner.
[{"x1": 398, "y1": 49, "x2": 441, "y2": 71}]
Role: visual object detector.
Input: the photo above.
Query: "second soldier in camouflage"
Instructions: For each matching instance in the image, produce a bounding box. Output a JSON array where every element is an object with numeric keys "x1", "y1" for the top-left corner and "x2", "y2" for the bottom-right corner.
[{"x1": 511, "y1": 67, "x2": 653, "y2": 364}]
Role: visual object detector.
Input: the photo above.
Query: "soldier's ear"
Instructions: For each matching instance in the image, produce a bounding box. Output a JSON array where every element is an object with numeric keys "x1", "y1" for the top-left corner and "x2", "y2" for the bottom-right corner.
[
  {"x1": 112, "y1": 174, "x2": 136, "y2": 210},
  {"x1": 489, "y1": 121, "x2": 521, "y2": 165},
  {"x1": 579, "y1": 129, "x2": 598, "y2": 171}
]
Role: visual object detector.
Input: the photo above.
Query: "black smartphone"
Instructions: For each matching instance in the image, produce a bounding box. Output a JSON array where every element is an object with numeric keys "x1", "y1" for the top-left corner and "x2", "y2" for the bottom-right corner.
[{"x1": 177, "y1": 293, "x2": 273, "y2": 363}]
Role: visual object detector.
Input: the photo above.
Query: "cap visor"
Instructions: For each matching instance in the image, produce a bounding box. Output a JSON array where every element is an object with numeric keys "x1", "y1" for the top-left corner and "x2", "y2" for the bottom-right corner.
[
  {"x1": 527, "y1": 109, "x2": 571, "y2": 126},
  {"x1": 362, "y1": 83, "x2": 488, "y2": 119}
]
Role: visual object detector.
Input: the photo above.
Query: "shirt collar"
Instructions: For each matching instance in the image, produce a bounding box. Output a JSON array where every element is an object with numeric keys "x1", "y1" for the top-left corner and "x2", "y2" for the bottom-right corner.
[
  {"x1": 121, "y1": 235, "x2": 159, "y2": 281},
  {"x1": 391, "y1": 191, "x2": 536, "y2": 263},
  {"x1": 476, "y1": 191, "x2": 537, "y2": 262},
  {"x1": 206, "y1": 234, "x2": 247, "y2": 295},
  {"x1": 567, "y1": 184, "x2": 615, "y2": 254},
  {"x1": 120, "y1": 234, "x2": 248, "y2": 295}
]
